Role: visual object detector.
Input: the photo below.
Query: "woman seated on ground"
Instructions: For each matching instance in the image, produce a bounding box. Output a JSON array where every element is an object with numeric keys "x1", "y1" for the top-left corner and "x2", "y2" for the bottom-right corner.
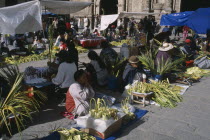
[
  {"x1": 93, "y1": 29, "x2": 100, "y2": 36},
  {"x1": 33, "y1": 37, "x2": 46, "y2": 54},
  {"x1": 155, "y1": 41, "x2": 174, "y2": 65},
  {"x1": 52, "y1": 50, "x2": 77, "y2": 94},
  {"x1": 13, "y1": 36, "x2": 29, "y2": 54},
  {"x1": 87, "y1": 51, "x2": 108, "y2": 86},
  {"x1": 123, "y1": 56, "x2": 146, "y2": 86},
  {"x1": 66, "y1": 69, "x2": 95, "y2": 116},
  {"x1": 100, "y1": 41, "x2": 118, "y2": 64},
  {"x1": 66, "y1": 39, "x2": 79, "y2": 69},
  {"x1": 181, "y1": 39, "x2": 197, "y2": 59}
]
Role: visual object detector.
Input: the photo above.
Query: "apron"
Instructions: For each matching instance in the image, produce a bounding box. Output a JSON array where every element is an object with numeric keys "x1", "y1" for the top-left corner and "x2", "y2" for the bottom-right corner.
[{"x1": 65, "y1": 90, "x2": 75, "y2": 113}]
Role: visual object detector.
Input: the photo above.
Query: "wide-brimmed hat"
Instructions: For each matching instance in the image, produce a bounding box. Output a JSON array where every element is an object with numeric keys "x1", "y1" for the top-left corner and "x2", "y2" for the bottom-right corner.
[
  {"x1": 159, "y1": 43, "x2": 174, "y2": 51},
  {"x1": 129, "y1": 56, "x2": 139, "y2": 64}
]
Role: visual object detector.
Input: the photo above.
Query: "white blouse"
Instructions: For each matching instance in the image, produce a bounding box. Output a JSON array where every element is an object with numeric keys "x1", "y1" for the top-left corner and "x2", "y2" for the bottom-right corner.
[
  {"x1": 52, "y1": 62, "x2": 77, "y2": 88},
  {"x1": 69, "y1": 82, "x2": 95, "y2": 116}
]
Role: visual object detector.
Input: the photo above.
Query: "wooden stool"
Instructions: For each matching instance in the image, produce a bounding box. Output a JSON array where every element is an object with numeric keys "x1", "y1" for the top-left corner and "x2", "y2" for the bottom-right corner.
[{"x1": 131, "y1": 92, "x2": 154, "y2": 107}]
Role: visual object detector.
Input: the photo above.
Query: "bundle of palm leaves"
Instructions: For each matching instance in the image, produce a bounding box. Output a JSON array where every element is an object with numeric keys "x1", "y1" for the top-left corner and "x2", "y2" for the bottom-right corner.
[
  {"x1": 104, "y1": 57, "x2": 127, "y2": 78},
  {"x1": 139, "y1": 52, "x2": 184, "y2": 76},
  {"x1": 0, "y1": 65, "x2": 47, "y2": 135},
  {"x1": 156, "y1": 57, "x2": 185, "y2": 75}
]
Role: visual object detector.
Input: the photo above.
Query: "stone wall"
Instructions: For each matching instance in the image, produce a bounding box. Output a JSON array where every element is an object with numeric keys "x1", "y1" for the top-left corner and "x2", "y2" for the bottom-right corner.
[
  {"x1": 174, "y1": 0, "x2": 181, "y2": 12},
  {"x1": 70, "y1": 0, "x2": 93, "y2": 17}
]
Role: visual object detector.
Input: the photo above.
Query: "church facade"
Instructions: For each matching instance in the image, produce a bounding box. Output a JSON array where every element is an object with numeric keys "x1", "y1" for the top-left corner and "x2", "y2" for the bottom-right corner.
[{"x1": 70, "y1": 0, "x2": 181, "y2": 18}]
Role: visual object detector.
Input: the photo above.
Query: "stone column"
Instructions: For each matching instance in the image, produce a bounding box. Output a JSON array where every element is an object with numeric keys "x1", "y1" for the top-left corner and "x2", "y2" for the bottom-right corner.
[
  {"x1": 164, "y1": 0, "x2": 172, "y2": 12},
  {"x1": 95, "y1": 0, "x2": 100, "y2": 15},
  {"x1": 143, "y1": 0, "x2": 150, "y2": 12},
  {"x1": 118, "y1": 0, "x2": 125, "y2": 13}
]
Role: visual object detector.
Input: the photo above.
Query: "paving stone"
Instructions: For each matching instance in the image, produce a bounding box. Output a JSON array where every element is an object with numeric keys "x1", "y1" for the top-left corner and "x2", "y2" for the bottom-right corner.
[
  {"x1": 171, "y1": 129, "x2": 210, "y2": 140},
  {"x1": 136, "y1": 115, "x2": 160, "y2": 131},
  {"x1": 118, "y1": 129, "x2": 176, "y2": 140},
  {"x1": 195, "y1": 127, "x2": 210, "y2": 139}
]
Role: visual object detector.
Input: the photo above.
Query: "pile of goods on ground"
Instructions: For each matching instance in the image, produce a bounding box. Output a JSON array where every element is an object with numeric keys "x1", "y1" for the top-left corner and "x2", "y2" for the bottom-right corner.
[
  {"x1": 89, "y1": 98, "x2": 119, "y2": 120},
  {"x1": 76, "y1": 98, "x2": 136, "y2": 138},
  {"x1": 4, "y1": 50, "x2": 52, "y2": 64},
  {"x1": 110, "y1": 40, "x2": 129, "y2": 47},
  {"x1": 121, "y1": 98, "x2": 136, "y2": 123},
  {"x1": 127, "y1": 80, "x2": 183, "y2": 108},
  {"x1": 75, "y1": 46, "x2": 88, "y2": 53},
  {"x1": 52, "y1": 128, "x2": 96, "y2": 140},
  {"x1": 176, "y1": 67, "x2": 210, "y2": 81},
  {"x1": 1, "y1": 45, "x2": 88, "y2": 66}
]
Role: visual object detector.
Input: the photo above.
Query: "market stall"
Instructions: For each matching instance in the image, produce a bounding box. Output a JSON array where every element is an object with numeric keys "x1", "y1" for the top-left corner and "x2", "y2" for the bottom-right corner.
[
  {"x1": 0, "y1": 0, "x2": 93, "y2": 34},
  {"x1": 160, "y1": 11, "x2": 194, "y2": 26},
  {"x1": 77, "y1": 36, "x2": 106, "y2": 48},
  {"x1": 160, "y1": 8, "x2": 210, "y2": 34},
  {"x1": 100, "y1": 12, "x2": 159, "y2": 31}
]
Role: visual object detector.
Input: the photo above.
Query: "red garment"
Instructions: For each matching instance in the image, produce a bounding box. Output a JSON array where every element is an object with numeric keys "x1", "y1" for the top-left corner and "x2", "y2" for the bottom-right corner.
[
  {"x1": 59, "y1": 43, "x2": 67, "y2": 50},
  {"x1": 94, "y1": 32, "x2": 100, "y2": 36},
  {"x1": 66, "y1": 22, "x2": 71, "y2": 30},
  {"x1": 65, "y1": 90, "x2": 75, "y2": 113},
  {"x1": 183, "y1": 26, "x2": 189, "y2": 31}
]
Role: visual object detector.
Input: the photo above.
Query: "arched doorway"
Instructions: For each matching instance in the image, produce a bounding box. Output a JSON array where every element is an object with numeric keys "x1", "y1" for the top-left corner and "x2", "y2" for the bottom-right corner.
[
  {"x1": 5, "y1": 0, "x2": 18, "y2": 7},
  {"x1": 181, "y1": 0, "x2": 210, "y2": 11},
  {"x1": 100, "y1": 0, "x2": 118, "y2": 15}
]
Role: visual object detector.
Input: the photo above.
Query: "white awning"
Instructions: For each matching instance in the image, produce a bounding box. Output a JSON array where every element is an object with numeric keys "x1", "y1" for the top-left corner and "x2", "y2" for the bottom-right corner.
[
  {"x1": 0, "y1": 0, "x2": 93, "y2": 34},
  {"x1": 41, "y1": 0, "x2": 93, "y2": 14},
  {"x1": 0, "y1": 1, "x2": 42, "y2": 34},
  {"x1": 100, "y1": 12, "x2": 159, "y2": 30}
]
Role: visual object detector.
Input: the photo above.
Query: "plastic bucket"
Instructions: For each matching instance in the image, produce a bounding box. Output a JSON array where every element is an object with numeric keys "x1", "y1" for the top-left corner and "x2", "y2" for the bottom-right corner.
[
  {"x1": 108, "y1": 76, "x2": 118, "y2": 90},
  {"x1": 155, "y1": 75, "x2": 162, "y2": 81}
]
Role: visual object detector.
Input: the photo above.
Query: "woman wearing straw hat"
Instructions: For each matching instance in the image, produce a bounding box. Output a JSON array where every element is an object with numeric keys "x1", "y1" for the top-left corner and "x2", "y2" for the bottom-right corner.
[
  {"x1": 155, "y1": 42, "x2": 174, "y2": 65},
  {"x1": 123, "y1": 56, "x2": 146, "y2": 86}
]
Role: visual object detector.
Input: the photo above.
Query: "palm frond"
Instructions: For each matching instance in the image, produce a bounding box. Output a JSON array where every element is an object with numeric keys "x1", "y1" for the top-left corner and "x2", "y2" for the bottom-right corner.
[
  {"x1": 156, "y1": 57, "x2": 185, "y2": 75},
  {"x1": 138, "y1": 52, "x2": 156, "y2": 74},
  {"x1": 0, "y1": 65, "x2": 20, "y2": 86},
  {"x1": 0, "y1": 74, "x2": 47, "y2": 135}
]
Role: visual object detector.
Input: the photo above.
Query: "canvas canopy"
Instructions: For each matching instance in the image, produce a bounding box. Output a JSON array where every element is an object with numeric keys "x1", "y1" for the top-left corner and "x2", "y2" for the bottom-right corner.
[
  {"x1": 160, "y1": 8, "x2": 210, "y2": 34},
  {"x1": 41, "y1": 0, "x2": 92, "y2": 15},
  {"x1": 0, "y1": 1, "x2": 42, "y2": 34},
  {"x1": 186, "y1": 8, "x2": 210, "y2": 34},
  {"x1": 100, "y1": 12, "x2": 159, "y2": 30},
  {"x1": 0, "y1": 0, "x2": 92, "y2": 34},
  {"x1": 160, "y1": 11, "x2": 194, "y2": 26}
]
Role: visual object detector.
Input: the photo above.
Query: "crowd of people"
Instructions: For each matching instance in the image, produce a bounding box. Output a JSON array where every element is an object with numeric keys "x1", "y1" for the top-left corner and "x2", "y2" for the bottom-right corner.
[
  {"x1": 1, "y1": 14, "x2": 210, "y2": 118},
  {"x1": 104, "y1": 16, "x2": 157, "y2": 43},
  {"x1": 0, "y1": 16, "x2": 100, "y2": 57}
]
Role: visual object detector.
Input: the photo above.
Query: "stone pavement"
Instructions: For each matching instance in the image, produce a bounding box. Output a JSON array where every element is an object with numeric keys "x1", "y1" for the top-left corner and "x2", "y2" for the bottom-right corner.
[{"x1": 11, "y1": 45, "x2": 210, "y2": 140}]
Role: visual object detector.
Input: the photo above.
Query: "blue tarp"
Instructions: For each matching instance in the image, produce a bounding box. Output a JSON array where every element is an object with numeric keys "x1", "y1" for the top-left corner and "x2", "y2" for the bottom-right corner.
[
  {"x1": 160, "y1": 8, "x2": 210, "y2": 34},
  {"x1": 186, "y1": 8, "x2": 210, "y2": 34},
  {"x1": 42, "y1": 12, "x2": 56, "y2": 15},
  {"x1": 160, "y1": 11, "x2": 194, "y2": 26}
]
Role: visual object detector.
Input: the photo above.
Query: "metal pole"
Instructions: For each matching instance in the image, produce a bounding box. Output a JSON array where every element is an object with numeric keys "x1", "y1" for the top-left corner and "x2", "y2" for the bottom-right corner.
[{"x1": 91, "y1": 1, "x2": 94, "y2": 29}]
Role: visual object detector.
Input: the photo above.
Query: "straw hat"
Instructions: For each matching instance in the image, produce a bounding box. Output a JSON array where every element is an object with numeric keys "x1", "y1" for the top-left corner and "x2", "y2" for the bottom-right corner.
[
  {"x1": 159, "y1": 43, "x2": 174, "y2": 51},
  {"x1": 129, "y1": 56, "x2": 139, "y2": 64}
]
